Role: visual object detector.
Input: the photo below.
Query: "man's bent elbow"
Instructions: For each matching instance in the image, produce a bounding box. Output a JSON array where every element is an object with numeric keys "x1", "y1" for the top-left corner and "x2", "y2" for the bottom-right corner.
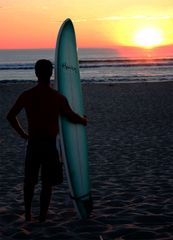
[
  {"x1": 81, "y1": 116, "x2": 88, "y2": 126},
  {"x1": 6, "y1": 112, "x2": 15, "y2": 124},
  {"x1": 6, "y1": 113, "x2": 11, "y2": 122}
]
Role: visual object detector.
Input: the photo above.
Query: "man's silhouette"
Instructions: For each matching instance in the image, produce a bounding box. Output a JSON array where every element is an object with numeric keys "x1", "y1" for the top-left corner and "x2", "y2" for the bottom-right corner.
[{"x1": 7, "y1": 59, "x2": 87, "y2": 222}]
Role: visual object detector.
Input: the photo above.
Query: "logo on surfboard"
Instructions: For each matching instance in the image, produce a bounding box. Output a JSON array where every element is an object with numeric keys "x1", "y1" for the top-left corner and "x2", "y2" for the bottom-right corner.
[{"x1": 62, "y1": 62, "x2": 77, "y2": 73}]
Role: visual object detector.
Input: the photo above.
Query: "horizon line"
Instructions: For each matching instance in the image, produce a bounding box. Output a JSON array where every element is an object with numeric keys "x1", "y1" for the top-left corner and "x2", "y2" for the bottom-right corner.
[{"x1": 1, "y1": 44, "x2": 173, "y2": 51}]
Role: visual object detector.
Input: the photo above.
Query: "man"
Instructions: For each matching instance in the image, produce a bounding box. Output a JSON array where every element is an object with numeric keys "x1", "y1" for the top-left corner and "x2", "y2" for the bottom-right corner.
[{"x1": 7, "y1": 59, "x2": 87, "y2": 222}]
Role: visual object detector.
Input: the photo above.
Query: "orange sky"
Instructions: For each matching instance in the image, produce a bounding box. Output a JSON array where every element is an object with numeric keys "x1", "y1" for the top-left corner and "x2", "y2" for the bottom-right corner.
[{"x1": 1, "y1": 0, "x2": 173, "y2": 53}]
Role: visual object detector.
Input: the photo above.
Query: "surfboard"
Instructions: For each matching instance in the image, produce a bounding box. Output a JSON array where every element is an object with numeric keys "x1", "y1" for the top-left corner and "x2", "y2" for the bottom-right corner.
[{"x1": 54, "y1": 18, "x2": 92, "y2": 219}]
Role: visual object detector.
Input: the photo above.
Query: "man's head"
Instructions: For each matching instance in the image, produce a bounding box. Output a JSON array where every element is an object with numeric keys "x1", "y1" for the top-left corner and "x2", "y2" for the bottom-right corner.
[{"x1": 35, "y1": 59, "x2": 53, "y2": 83}]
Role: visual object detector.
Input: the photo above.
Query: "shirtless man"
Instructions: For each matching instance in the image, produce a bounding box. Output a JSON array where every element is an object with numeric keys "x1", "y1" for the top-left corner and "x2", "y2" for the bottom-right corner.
[{"x1": 7, "y1": 59, "x2": 87, "y2": 222}]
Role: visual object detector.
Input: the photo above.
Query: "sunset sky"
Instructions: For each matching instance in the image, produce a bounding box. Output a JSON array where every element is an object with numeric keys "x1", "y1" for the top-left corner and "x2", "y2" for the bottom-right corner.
[{"x1": 1, "y1": 0, "x2": 173, "y2": 52}]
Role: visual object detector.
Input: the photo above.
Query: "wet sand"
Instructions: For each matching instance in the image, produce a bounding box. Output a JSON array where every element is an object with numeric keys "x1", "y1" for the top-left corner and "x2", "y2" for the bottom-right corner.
[{"x1": 0, "y1": 82, "x2": 173, "y2": 240}]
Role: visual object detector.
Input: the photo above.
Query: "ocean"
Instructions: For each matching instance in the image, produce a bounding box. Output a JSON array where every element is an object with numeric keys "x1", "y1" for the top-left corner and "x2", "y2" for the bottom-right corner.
[{"x1": 0, "y1": 48, "x2": 173, "y2": 84}]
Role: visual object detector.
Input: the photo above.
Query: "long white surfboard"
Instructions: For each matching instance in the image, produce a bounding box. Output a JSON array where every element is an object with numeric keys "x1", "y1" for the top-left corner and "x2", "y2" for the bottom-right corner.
[{"x1": 54, "y1": 18, "x2": 92, "y2": 219}]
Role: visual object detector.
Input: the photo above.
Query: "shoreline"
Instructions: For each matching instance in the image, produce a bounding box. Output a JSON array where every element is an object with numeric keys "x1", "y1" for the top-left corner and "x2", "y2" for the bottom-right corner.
[
  {"x1": 1, "y1": 81, "x2": 173, "y2": 239},
  {"x1": 1, "y1": 79, "x2": 173, "y2": 85}
]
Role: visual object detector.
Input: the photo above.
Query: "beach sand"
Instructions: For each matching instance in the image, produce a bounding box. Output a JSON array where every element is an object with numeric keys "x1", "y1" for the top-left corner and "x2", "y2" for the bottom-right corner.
[{"x1": 0, "y1": 82, "x2": 173, "y2": 240}]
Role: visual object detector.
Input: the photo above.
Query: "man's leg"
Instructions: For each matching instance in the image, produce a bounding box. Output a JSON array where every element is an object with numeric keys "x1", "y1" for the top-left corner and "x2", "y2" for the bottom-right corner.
[
  {"x1": 39, "y1": 138, "x2": 58, "y2": 222},
  {"x1": 24, "y1": 182, "x2": 35, "y2": 221},
  {"x1": 24, "y1": 140, "x2": 40, "y2": 221},
  {"x1": 39, "y1": 183, "x2": 52, "y2": 222}
]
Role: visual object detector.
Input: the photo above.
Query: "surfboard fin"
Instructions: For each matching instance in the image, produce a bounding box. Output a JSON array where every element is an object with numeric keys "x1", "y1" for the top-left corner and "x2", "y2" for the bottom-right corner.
[{"x1": 70, "y1": 192, "x2": 93, "y2": 218}]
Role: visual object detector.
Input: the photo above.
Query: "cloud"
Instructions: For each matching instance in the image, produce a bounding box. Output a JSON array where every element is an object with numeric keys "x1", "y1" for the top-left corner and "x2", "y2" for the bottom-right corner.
[
  {"x1": 95, "y1": 15, "x2": 171, "y2": 21},
  {"x1": 73, "y1": 19, "x2": 87, "y2": 23},
  {"x1": 53, "y1": 15, "x2": 171, "y2": 24}
]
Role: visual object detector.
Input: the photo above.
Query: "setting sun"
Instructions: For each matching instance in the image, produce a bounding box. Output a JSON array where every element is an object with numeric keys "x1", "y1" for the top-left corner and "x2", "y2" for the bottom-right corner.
[{"x1": 134, "y1": 27, "x2": 163, "y2": 48}]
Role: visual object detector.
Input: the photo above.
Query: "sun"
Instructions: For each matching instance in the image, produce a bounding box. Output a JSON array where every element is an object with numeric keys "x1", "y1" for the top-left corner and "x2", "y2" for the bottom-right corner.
[{"x1": 134, "y1": 27, "x2": 163, "y2": 48}]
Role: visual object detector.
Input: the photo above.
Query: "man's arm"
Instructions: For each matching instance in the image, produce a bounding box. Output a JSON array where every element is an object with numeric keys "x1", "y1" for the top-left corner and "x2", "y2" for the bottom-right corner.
[
  {"x1": 60, "y1": 96, "x2": 88, "y2": 126},
  {"x1": 6, "y1": 94, "x2": 28, "y2": 140}
]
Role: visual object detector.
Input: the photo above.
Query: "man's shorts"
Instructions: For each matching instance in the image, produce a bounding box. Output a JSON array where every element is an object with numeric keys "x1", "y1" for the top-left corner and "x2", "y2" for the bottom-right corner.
[{"x1": 24, "y1": 137, "x2": 61, "y2": 186}]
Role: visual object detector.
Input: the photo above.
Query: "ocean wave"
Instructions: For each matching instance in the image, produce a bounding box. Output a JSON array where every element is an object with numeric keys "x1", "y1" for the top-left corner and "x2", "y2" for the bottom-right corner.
[
  {"x1": 79, "y1": 58, "x2": 173, "y2": 68},
  {"x1": 1, "y1": 71, "x2": 173, "y2": 85},
  {"x1": 0, "y1": 63, "x2": 34, "y2": 70},
  {"x1": 1, "y1": 57, "x2": 173, "y2": 71},
  {"x1": 80, "y1": 57, "x2": 173, "y2": 63},
  {"x1": 80, "y1": 63, "x2": 173, "y2": 68}
]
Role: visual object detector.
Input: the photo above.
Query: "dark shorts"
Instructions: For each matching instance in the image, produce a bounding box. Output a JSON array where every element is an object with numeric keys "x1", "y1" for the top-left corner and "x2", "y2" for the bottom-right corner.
[{"x1": 25, "y1": 137, "x2": 60, "y2": 186}]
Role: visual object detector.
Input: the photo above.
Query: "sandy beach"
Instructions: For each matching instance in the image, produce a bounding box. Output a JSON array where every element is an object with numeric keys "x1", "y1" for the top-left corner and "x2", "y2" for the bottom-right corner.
[{"x1": 1, "y1": 81, "x2": 173, "y2": 240}]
